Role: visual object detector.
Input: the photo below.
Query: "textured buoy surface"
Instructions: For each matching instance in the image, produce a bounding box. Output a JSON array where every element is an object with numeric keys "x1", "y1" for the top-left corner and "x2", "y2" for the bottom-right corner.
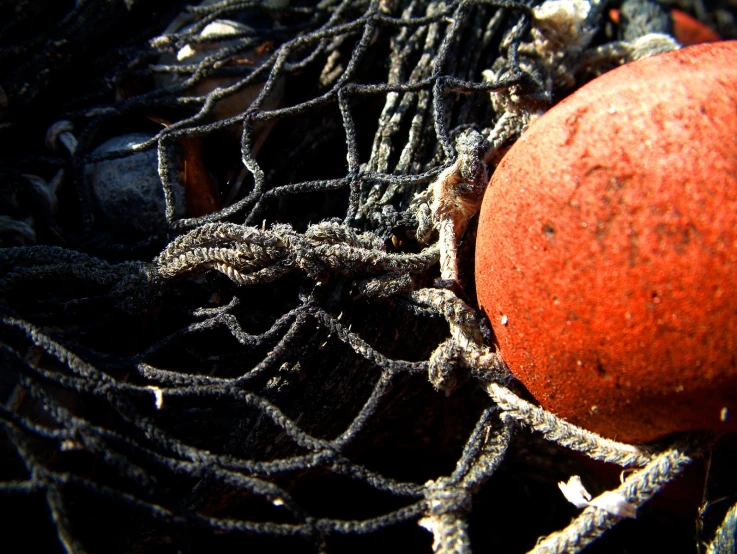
[
  {"x1": 475, "y1": 42, "x2": 737, "y2": 443},
  {"x1": 86, "y1": 133, "x2": 185, "y2": 238}
]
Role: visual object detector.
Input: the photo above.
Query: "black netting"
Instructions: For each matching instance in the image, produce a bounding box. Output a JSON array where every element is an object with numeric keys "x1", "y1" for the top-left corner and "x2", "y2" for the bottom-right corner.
[{"x1": 1, "y1": 1, "x2": 736, "y2": 553}]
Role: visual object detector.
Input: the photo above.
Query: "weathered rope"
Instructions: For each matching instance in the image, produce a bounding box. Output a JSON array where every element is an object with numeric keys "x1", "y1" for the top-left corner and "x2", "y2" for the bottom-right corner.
[{"x1": 486, "y1": 382, "x2": 654, "y2": 467}]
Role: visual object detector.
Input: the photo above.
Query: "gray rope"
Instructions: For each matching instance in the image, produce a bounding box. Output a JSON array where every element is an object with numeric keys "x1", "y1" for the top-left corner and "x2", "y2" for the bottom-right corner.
[
  {"x1": 486, "y1": 382, "x2": 654, "y2": 467},
  {"x1": 529, "y1": 438, "x2": 702, "y2": 554},
  {"x1": 706, "y1": 500, "x2": 737, "y2": 554}
]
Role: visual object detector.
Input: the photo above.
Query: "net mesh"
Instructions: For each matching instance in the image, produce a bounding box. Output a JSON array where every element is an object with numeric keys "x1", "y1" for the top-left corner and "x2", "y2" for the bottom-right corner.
[{"x1": 1, "y1": 0, "x2": 736, "y2": 552}]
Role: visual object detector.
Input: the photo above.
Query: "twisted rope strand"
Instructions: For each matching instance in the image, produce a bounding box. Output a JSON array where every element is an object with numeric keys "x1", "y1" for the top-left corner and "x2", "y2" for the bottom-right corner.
[
  {"x1": 486, "y1": 382, "x2": 654, "y2": 467},
  {"x1": 529, "y1": 438, "x2": 701, "y2": 554}
]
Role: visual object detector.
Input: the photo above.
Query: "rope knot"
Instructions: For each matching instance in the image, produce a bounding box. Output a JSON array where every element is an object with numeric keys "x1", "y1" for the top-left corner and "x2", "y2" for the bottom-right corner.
[{"x1": 423, "y1": 478, "x2": 472, "y2": 517}]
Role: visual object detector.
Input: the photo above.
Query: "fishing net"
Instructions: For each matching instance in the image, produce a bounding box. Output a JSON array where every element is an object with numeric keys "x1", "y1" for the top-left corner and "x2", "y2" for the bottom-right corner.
[{"x1": 1, "y1": 0, "x2": 736, "y2": 552}]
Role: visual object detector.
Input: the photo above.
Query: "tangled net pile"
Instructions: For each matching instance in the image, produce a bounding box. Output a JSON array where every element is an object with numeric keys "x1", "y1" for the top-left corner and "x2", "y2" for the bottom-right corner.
[{"x1": 1, "y1": 0, "x2": 736, "y2": 552}]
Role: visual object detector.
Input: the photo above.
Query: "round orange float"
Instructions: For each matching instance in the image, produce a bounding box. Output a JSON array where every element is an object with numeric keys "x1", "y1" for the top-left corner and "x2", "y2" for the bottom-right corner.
[{"x1": 475, "y1": 42, "x2": 737, "y2": 443}]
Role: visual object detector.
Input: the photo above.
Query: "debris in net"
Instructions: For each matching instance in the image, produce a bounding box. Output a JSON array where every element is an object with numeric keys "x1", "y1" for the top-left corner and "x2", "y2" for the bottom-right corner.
[
  {"x1": 558, "y1": 475, "x2": 592, "y2": 509},
  {"x1": 146, "y1": 386, "x2": 165, "y2": 410},
  {"x1": 669, "y1": 8, "x2": 722, "y2": 44},
  {"x1": 559, "y1": 475, "x2": 637, "y2": 518},
  {"x1": 591, "y1": 490, "x2": 637, "y2": 519}
]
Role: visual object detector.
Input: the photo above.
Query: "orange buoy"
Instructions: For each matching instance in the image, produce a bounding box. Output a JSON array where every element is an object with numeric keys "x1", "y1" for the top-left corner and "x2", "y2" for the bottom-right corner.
[{"x1": 475, "y1": 42, "x2": 737, "y2": 443}]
